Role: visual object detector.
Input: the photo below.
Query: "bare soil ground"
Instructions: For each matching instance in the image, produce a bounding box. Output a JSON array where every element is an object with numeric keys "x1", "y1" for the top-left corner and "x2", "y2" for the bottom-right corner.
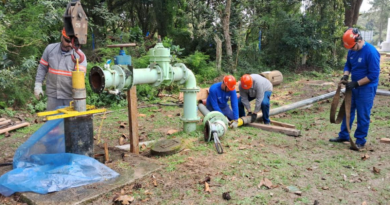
[{"x1": 1, "y1": 56, "x2": 390, "y2": 205}]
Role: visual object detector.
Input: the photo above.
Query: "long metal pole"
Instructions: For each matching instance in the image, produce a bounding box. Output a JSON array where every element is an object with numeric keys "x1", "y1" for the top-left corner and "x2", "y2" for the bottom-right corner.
[
  {"x1": 198, "y1": 103, "x2": 210, "y2": 116},
  {"x1": 241, "y1": 89, "x2": 344, "y2": 124}
]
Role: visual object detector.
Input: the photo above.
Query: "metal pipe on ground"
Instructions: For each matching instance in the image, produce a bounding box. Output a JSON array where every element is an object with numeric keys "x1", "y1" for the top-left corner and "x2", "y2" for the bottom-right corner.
[
  {"x1": 241, "y1": 89, "x2": 345, "y2": 125},
  {"x1": 198, "y1": 103, "x2": 210, "y2": 116},
  {"x1": 241, "y1": 88, "x2": 390, "y2": 125}
]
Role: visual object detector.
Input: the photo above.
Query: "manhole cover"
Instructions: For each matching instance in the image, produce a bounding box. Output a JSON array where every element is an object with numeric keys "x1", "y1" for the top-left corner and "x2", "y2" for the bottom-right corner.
[{"x1": 151, "y1": 139, "x2": 184, "y2": 156}]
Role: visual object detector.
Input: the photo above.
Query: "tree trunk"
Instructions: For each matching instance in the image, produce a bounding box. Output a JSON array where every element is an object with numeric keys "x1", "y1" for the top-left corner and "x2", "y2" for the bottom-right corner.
[
  {"x1": 222, "y1": 0, "x2": 232, "y2": 57},
  {"x1": 214, "y1": 35, "x2": 222, "y2": 74},
  {"x1": 344, "y1": 0, "x2": 363, "y2": 27}
]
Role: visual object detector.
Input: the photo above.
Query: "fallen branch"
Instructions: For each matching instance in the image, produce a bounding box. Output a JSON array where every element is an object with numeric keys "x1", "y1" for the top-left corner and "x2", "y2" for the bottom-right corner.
[{"x1": 0, "y1": 122, "x2": 30, "y2": 134}]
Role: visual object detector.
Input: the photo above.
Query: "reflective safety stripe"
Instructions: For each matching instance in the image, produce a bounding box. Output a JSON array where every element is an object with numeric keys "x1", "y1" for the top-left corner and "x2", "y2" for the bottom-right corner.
[
  {"x1": 40, "y1": 58, "x2": 49, "y2": 66},
  {"x1": 75, "y1": 65, "x2": 87, "y2": 73},
  {"x1": 49, "y1": 68, "x2": 72, "y2": 77}
]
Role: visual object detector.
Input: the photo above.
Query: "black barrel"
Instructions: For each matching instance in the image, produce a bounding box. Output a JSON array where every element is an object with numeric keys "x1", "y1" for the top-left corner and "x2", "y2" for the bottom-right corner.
[{"x1": 64, "y1": 115, "x2": 94, "y2": 157}]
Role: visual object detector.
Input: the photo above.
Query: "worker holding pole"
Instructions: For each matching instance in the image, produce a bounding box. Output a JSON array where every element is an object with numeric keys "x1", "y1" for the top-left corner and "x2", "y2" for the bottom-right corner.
[
  {"x1": 34, "y1": 28, "x2": 87, "y2": 111},
  {"x1": 206, "y1": 75, "x2": 239, "y2": 128},
  {"x1": 329, "y1": 28, "x2": 380, "y2": 151},
  {"x1": 238, "y1": 74, "x2": 273, "y2": 124}
]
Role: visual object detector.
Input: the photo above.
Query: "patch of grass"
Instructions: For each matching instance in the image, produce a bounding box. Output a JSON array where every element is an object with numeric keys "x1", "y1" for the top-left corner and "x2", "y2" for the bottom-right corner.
[
  {"x1": 294, "y1": 197, "x2": 310, "y2": 204},
  {"x1": 117, "y1": 161, "x2": 130, "y2": 170},
  {"x1": 163, "y1": 154, "x2": 186, "y2": 172}
]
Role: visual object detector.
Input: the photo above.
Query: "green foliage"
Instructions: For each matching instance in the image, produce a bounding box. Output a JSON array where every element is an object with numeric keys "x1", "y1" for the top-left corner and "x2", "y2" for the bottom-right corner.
[
  {"x1": 2, "y1": 0, "x2": 66, "y2": 62},
  {"x1": 26, "y1": 99, "x2": 46, "y2": 113},
  {"x1": 0, "y1": 108, "x2": 16, "y2": 117},
  {"x1": 240, "y1": 0, "x2": 346, "y2": 72},
  {"x1": 162, "y1": 37, "x2": 185, "y2": 63},
  {"x1": 132, "y1": 55, "x2": 150, "y2": 68},
  {"x1": 183, "y1": 51, "x2": 218, "y2": 82},
  {"x1": 128, "y1": 26, "x2": 144, "y2": 44},
  {"x1": 0, "y1": 56, "x2": 37, "y2": 107},
  {"x1": 90, "y1": 3, "x2": 121, "y2": 35},
  {"x1": 136, "y1": 84, "x2": 159, "y2": 101}
]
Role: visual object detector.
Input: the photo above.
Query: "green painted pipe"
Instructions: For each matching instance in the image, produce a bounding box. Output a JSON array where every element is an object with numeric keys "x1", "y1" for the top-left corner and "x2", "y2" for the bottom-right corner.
[
  {"x1": 89, "y1": 42, "x2": 200, "y2": 133},
  {"x1": 198, "y1": 103, "x2": 228, "y2": 141},
  {"x1": 181, "y1": 68, "x2": 200, "y2": 132}
]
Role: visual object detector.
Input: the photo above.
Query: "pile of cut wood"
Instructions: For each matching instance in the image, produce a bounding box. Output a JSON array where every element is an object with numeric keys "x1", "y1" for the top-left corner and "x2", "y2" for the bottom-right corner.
[{"x1": 0, "y1": 118, "x2": 30, "y2": 136}]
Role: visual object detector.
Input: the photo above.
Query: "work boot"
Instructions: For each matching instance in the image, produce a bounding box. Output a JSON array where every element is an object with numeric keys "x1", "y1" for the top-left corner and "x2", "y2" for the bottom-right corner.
[
  {"x1": 329, "y1": 137, "x2": 349, "y2": 143},
  {"x1": 350, "y1": 144, "x2": 365, "y2": 151}
]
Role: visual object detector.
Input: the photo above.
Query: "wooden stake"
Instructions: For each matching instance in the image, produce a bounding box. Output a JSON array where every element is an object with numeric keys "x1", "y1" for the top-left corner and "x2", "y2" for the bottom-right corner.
[
  {"x1": 127, "y1": 87, "x2": 139, "y2": 154},
  {"x1": 104, "y1": 142, "x2": 109, "y2": 162},
  {"x1": 0, "y1": 122, "x2": 30, "y2": 134},
  {"x1": 247, "y1": 123, "x2": 300, "y2": 137}
]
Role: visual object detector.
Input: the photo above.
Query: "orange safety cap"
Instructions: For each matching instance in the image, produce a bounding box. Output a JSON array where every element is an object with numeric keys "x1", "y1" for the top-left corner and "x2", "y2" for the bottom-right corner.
[
  {"x1": 223, "y1": 75, "x2": 236, "y2": 91},
  {"x1": 342, "y1": 28, "x2": 359, "y2": 49},
  {"x1": 240, "y1": 74, "x2": 253, "y2": 90}
]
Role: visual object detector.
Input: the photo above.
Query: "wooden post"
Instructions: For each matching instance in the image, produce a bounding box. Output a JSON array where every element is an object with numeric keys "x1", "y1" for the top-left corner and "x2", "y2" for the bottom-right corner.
[
  {"x1": 104, "y1": 142, "x2": 109, "y2": 162},
  {"x1": 127, "y1": 86, "x2": 139, "y2": 154}
]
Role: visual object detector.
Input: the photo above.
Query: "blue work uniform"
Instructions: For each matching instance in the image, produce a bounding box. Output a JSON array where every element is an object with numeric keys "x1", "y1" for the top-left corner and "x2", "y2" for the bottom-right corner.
[
  {"x1": 206, "y1": 82, "x2": 239, "y2": 121},
  {"x1": 338, "y1": 42, "x2": 380, "y2": 146}
]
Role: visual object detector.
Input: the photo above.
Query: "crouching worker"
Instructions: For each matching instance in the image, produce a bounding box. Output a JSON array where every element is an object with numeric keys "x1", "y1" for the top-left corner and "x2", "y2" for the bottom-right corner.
[
  {"x1": 238, "y1": 74, "x2": 273, "y2": 124},
  {"x1": 206, "y1": 75, "x2": 240, "y2": 128}
]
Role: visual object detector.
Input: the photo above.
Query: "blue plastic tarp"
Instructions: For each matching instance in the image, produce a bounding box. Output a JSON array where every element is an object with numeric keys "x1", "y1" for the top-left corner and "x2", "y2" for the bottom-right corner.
[{"x1": 0, "y1": 119, "x2": 119, "y2": 196}]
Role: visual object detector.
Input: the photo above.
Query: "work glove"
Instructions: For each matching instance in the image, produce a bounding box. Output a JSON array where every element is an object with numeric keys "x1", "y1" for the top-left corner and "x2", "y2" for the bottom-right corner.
[
  {"x1": 346, "y1": 81, "x2": 359, "y2": 89},
  {"x1": 34, "y1": 82, "x2": 44, "y2": 99},
  {"x1": 229, "y1": 120, "x2": 238, "y2": 129},
  {"x1": 340, "y1": 75, "x2": 349, "y2": 82},
  {"x1": 247, "y1": 112, "x2": 257, "y2": 123}
]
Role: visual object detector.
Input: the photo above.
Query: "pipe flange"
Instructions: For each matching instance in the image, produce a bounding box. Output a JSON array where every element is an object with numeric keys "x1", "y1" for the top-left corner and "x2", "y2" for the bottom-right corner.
[
  {"x1": 151, "y1": 64, "x2": 164, "y2": 87},
  {"x1": 162, "y1": 64, "x2": 175, "y2": 86},
  {"x1": 124, "y1": 65, "x2": 134, "y2": 90},
  {"x1": 112, "y1": 65, "x2": 126, "y2": 91},
  {"x1": 89, "y1": 66, "x2": 105, "y2": 93},
  {"x1": 173, "y1": 63, "x2": 188, "y2": 85},
  {"x1": 203, "y1": 111, "x2": 229, "y2": 126},
  {"x1": 204, "y1": 121, "x2": 211, "y2": 142},
  {"x1": 180, "y1": 87, "x2": 200, "y2": 93},
  {"x1": 214, "y1": 120, "x2": 227, "y2": 135},
  {"x1": 181, "y1": 116, "x2": 200, "y2": 123}
]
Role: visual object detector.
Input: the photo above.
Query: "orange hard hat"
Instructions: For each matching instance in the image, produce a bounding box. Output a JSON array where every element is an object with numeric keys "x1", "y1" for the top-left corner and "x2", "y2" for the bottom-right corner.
[
  {"x1": 343, "y1": 28, "x2": 360, "y2": 49},
  {"x1": 223, "y1": 75, "x2": 236, "y2": 91},
  {"x1": 62, "y1": 28, "x2": 70, "y2": 40},
  {"x1": 240, "y1": 74, "x2": 253, "y2": 90}
]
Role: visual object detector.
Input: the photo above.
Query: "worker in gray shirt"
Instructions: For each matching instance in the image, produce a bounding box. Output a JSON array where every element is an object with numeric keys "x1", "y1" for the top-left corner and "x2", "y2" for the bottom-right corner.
[
  {"x1": 238, "y1": 74, "x2": 273, "y2": 124},
  {"x1": 34, "y1": 28, "x2": 87, "y2": 111}
]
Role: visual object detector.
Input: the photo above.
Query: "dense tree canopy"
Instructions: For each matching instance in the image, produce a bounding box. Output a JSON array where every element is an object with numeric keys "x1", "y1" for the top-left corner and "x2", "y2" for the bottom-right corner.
[{"x1": 0, "y1": 0, "x2": 374, "y2": 108}]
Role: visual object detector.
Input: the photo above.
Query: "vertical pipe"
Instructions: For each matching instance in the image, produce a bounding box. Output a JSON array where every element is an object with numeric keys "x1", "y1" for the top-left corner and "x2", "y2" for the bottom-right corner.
[{"x1": 181, "y1": 69, "x2": 200, "y2": 132}]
